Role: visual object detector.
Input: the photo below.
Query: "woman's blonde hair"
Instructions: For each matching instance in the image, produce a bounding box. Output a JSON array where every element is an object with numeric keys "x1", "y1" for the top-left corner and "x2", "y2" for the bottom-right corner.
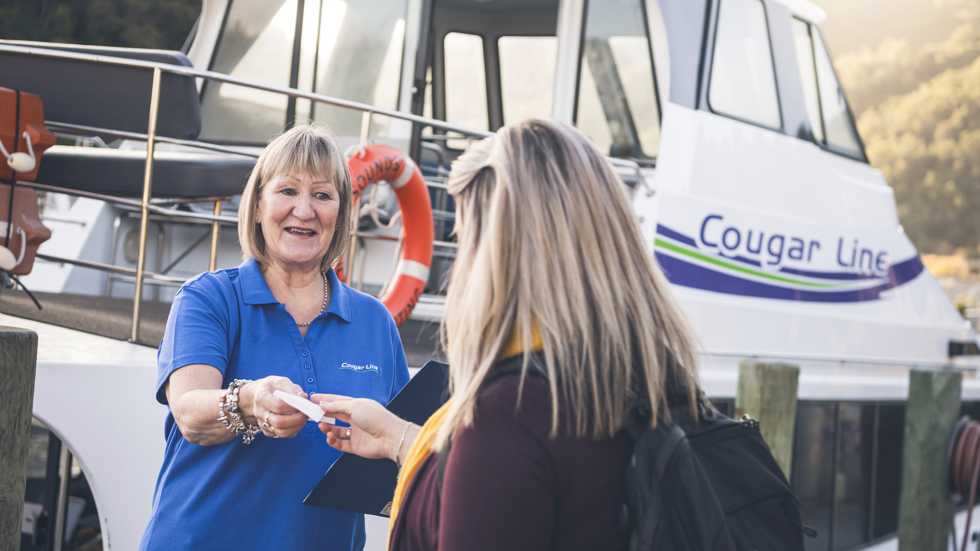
[
  {"x1": 238, "y1": 124, "x2": 353, "y2": 271},
  {"x1": 438, "y1": 119, "x2": 700, "y2": 448}
]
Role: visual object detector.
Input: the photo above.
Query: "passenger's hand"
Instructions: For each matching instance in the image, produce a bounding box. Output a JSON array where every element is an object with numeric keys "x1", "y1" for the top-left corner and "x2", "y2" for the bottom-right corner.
[
  {"x1": 241, "y1": 376, "x2": 308, "y2": 439},
  {"x1": 313, "y1": 394, "x2": 406, "y2": 461}
]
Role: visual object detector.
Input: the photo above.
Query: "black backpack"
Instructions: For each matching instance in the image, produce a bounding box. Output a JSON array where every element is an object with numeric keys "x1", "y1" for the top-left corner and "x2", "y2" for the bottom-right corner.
[
  {"x1": 437, "y1": 356, "x2": 812, "y2": 551},
  {"x1": 623, "y1": 395, "x2": 811, "y2": 550}
]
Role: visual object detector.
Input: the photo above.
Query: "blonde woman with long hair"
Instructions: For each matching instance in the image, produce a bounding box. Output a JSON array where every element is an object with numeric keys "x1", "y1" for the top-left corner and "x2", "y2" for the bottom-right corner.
[{"x1": 314, "y1": 119, "x2": 700, "y2": 550}]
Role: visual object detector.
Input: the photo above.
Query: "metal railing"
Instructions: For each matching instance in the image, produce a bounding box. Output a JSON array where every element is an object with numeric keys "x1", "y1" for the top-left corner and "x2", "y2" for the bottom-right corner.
[
  {"x1": 0, "y1": 42, "x2": 647, "y2": 342},
  {"x1": 0, "y1": 43, "x2": 494, "y2": 342}
]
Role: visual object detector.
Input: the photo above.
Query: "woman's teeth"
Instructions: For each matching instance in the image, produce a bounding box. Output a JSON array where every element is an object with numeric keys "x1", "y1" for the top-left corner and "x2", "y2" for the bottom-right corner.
[{"x1": 287, "y1": 228, "x2": 314, "y2": 236}]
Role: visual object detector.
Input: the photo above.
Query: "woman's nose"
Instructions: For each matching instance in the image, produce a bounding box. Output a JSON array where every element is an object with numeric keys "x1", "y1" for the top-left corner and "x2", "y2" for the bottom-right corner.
[{"x1": 293, "y1": 195, "x2": 315, "y2": 219}]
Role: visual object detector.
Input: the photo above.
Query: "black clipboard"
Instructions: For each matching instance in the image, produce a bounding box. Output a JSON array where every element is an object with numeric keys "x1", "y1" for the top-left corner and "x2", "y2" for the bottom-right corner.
[{"x1": 304, "y1": 360, "x2": 450, "y2": 516}]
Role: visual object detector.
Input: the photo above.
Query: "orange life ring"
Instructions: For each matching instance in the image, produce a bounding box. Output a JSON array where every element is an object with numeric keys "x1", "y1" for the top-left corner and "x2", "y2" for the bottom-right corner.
[{"x1": 339, "y1": 144, "x2": 433, "y2": 326}]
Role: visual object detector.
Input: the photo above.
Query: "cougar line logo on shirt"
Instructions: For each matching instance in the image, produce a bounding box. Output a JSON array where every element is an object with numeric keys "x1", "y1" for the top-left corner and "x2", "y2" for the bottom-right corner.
[{"x1": 340, "y1": 362, "x2": 379, "y2": 373}]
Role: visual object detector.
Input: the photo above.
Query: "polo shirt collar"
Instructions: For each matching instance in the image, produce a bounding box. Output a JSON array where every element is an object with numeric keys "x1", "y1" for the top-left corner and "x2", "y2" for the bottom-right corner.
[
  {"x1": 240, "y1": 258, "x2": 278, "y2": 305},
  {"x1": 324, "y1": 267, "x2": 352, "y2": 323},
  {"x1": 240, "y1": 258, "x2": 353, "y2": 323}
]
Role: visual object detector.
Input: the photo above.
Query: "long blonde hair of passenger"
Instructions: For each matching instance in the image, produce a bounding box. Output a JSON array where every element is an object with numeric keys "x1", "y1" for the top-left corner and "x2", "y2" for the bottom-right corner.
[{"x1": 437, "y1": 119, "x2": 701, "y2": 449}]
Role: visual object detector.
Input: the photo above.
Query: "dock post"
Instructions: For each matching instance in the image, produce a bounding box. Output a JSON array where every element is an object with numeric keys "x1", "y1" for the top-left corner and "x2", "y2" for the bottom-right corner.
[
  {"x1": 898, "y1": 369, "x2": 961, "y2": 551},
  {"x1": 0, "y1": 327, "x2": 40, "y2": 551},
  {"x1": 735, "y1": 360, "x2": 799, "y2": 479}
]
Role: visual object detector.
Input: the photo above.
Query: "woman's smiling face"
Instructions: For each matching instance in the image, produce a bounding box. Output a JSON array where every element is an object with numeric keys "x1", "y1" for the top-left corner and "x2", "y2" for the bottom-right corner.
[{"x1": 257, "y1": 170, "x2": 340, "y2": 273}]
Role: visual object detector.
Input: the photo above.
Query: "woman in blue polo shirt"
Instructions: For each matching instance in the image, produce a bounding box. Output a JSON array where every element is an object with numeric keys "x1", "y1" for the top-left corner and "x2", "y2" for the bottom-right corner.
[{"x1": 139, "y1": 125, "x2": 410, "y2": 551}]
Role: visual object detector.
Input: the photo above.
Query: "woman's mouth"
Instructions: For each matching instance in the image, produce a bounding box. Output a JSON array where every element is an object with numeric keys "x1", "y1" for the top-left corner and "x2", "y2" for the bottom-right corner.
[{"x1": 286, "y1": 227, "x2": 316, "y2": 236}]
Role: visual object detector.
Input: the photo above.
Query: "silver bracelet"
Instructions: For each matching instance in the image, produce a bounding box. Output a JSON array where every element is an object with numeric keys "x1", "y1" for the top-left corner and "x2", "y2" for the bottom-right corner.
[
  {"x1": 217, "y1": 379, "x2": 262, "y2": 444},
  {"x1": 395, "y1": 421, "x2": 413, "y2": 468}
]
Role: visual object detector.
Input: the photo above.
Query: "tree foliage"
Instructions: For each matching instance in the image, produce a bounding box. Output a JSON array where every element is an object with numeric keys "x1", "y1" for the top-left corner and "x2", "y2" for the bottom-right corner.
[
  {"x1": 858, "y1": 54, "x2": 980, "y2": 252},
  {"x1": 837, "y1": 23, "x2": 980, "y2": 117},
  {"x1": 0, "y1": 0, "x2": 200, "y2": 51},
  {"x1": 832, "y1": 0, "x2": 980, "y2": 254}
]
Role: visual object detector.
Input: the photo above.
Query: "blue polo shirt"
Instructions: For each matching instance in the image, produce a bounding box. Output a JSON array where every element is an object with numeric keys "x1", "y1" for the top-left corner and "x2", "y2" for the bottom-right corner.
[{"x1": 140, "y1": 258, "x2": 410, "y2": 551}]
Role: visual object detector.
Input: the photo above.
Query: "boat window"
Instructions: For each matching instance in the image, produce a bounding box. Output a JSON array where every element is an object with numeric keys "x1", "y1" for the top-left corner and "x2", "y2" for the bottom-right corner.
[
  {"x1": 707, "y1": 0, "x2": 781, "y2": 129},
  {"x1": 200, "y1": 0, "x2": 295, "y2": 142},
  {"x1": 200, "y1": 0, "x2": 420, "y2": 145},
  {"x1": 812, "y1": 29, "x2": 864, "y2": 157},
  {"x1": 499, "y1": 36, "x2": 558, "y2": 126},
  {"x1": 871, "y1": 404, "x2": 904, "y2": 539},
  {"x1": 791, "y1": 402, "x2": 906, "y2": 549},
  {"x1": 22, "y1": 425, "x2": 102, "y2": 551},
  {"x1": 834, "y1": 404, "x2": 873, "y2": 549},
  {"x1": 574, "y1": 0, "x2": 660, "y2": 160},
  {"x1": 444, "y1": 32, "x2": 489, "y2": 150},
  {"x1": 791, "y1": 19, "x2": 823, "y2": 143},
  {"x1": 791, "y1": 19, "x2": 864, "y2": 159}
]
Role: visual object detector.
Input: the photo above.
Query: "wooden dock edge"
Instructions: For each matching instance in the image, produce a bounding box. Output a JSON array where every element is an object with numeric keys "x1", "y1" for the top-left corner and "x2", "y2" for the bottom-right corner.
[{"x1": 0, "y1": 327, "x2": 39, "y2": 551}]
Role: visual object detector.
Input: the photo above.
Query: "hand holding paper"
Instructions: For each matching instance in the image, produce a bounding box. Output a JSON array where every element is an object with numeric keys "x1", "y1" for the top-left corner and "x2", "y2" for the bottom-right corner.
[
  {"x1": 314, "y1": 393, "x2": 419, "y2": 463},
  {"x1": 273, "y1": 390, "x2": 337, "y2": 425}
]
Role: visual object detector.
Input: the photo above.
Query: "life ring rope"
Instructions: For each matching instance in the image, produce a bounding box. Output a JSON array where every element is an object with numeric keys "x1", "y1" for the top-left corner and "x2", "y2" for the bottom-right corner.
[{"x1": 342, "y1": 144, "x2": 433, "y2": 326}]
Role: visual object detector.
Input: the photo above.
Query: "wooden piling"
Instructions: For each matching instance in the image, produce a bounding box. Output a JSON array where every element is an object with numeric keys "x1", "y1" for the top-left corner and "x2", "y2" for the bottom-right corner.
[
  {"x1": 898, "y1": 369, "x2": 962, "y2": 551},
  {"x1": 735, "y1": 360, "x2": 800, "y2": 479},
  {"x1": 0, "y1": 327, "x2": 39, "y2": 551}
]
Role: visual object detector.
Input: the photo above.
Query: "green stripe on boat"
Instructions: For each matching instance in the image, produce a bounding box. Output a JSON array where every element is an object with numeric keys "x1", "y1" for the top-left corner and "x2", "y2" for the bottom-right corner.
[{"x1": 654, "y1": 239, "x2": 844, "y2": 289}]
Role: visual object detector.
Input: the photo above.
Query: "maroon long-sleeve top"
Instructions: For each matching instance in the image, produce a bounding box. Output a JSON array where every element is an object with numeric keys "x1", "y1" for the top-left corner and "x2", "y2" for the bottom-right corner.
[{"x1": 389, "y1": 372, "x2": 634, "y2": 550}]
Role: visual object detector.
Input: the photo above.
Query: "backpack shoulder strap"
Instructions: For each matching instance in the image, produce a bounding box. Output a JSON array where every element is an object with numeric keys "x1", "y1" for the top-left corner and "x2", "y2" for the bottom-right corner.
[{"x1": 625, "y1": 396, "x2": 653, "y2": 441}]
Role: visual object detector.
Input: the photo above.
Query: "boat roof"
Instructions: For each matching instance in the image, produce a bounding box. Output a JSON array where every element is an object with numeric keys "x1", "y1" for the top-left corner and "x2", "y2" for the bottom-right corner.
[{"x1": 770, "y1": 0, "x2": 827, "y2": 23}]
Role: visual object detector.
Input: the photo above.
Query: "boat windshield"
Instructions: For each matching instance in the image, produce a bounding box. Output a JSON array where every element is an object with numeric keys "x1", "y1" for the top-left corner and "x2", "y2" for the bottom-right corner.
[
  {"x1": 199, "y1": 0, "x2": 420, "y2": 148},
  {"x1": 575, "y1": 0, "x2": 661, "y2": 162}
]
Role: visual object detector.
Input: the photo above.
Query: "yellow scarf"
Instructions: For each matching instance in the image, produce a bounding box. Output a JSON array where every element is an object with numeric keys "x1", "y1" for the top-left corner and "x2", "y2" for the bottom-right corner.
[{"x1": 387, "y1": 327, "x2": 543, "y2": 544}]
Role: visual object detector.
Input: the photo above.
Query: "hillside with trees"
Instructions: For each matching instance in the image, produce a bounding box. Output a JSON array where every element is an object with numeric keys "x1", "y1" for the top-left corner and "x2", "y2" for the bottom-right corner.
[
  {"x1": 858, "y1": 55, "x2": 980, "y2": 252},
  {"x1": 0, "y1": 0, "x2": 199, "y2": 51},
  {"x1": 826, "y1": 0, "x2": 980, "y2": 254}
]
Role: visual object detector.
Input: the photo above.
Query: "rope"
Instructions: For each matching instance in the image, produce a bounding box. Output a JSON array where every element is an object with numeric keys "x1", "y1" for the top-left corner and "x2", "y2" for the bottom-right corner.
[
  {"x1": 344, "y1": 143, "x2": 368, "y2": 159},
  {"x1": 1, "y1": 132, "x2": 37, "y2": 173},
  {"x1": 344, "y1": 138, "x2": 376, "y2": 159},
  {"x1": 22, "y1": 131, "x2": 34, "y2": 159},
  {"x1": 361, "y1": 182, "x2": 402, "y2": 231},
  {"x1": 6, "y1": 88, "x2": 21, "y2": 249},
  {"x1": 950, "y1": 418, "x2": 980, "y2": 551},
  {"x1": 0, "y1": 133, "x2": 10, "y2": 160}
]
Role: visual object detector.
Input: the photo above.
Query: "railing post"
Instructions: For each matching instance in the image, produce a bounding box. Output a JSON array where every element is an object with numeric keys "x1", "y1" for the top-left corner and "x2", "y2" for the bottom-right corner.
[
  {"x1": 209, "y1": 200, "x2": 221, "y2": 272},
  {"x1": 131, "y1": 67, "x2": 162, "y2": 342},
  {"x1": 0, "y1": 327, "x2": 39, "y2": 551},
  {"x1": 736, "y1": 360, "x2": 800, "y2": 479},
  {"x1": 360, "y1": 110, "x2": 372, "y2": 144},
  {"x1": 344, "y1": 110, "x2": 373, "y2": 284},
  {"x1": 898, "y1": 369, "x2": 961, "y2": 551},
  {"x1": 52, "y1": 445, "x2": 70, "y2": 551}
]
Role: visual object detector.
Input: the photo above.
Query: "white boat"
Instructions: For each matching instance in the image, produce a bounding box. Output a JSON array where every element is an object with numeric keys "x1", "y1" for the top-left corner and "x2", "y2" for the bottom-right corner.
[{"x1": 4, "y1": 0, "x2": 979, "y2": 550}]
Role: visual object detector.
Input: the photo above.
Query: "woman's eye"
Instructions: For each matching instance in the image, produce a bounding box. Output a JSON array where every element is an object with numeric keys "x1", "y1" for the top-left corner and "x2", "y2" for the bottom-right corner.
[
  {"x1": 280, "y1": 188, "x2": 297, "y2": 196},
  {"x1": 315, "y1": 192, "x2": 331, "y2": 201}
]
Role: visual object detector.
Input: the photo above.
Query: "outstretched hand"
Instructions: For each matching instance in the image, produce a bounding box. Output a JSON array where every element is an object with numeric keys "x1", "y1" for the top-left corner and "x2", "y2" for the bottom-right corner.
[
  {"x1": 312, "y1": 393, "x2": 406, "y2": 461},
  {"x1": 243, "y1": 376, "x2": 308, "y2": 439}
]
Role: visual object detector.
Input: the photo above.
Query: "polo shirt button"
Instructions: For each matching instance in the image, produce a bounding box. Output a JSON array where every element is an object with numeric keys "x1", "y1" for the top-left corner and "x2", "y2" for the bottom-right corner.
[
  {"x1": 302, "y1": 351, "x2": 309, "y2": 357},
  {"x1": 307, "y1": 377, "x2": 314, "y2": 383},
  {"x1": 304, "y1": 364, "x2": 311, "y2": 369}
]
